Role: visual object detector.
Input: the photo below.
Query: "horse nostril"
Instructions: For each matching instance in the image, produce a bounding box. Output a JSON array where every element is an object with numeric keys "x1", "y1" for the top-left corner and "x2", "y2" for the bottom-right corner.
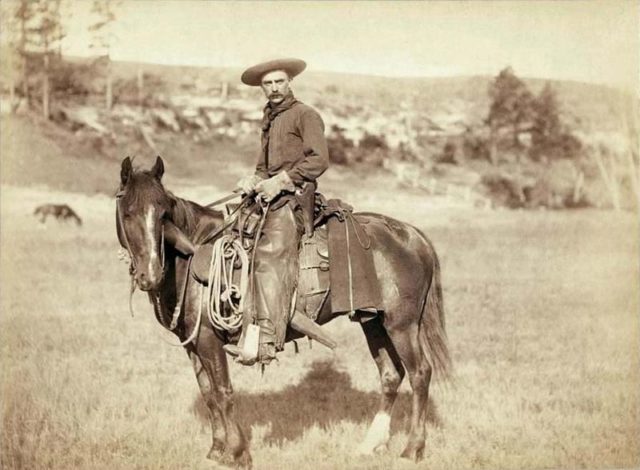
[{"x1": 136, "y1": 272, "x2": 149, "y2": 288}]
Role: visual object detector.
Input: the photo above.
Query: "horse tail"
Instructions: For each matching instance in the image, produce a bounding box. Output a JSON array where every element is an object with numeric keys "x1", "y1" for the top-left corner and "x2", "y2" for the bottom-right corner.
[{"x1": 418, "y1": 237, "x2": 452, "y2": 381}]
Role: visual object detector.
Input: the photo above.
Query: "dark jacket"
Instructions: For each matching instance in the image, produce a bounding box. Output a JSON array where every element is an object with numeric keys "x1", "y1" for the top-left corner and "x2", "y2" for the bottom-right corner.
[{"x1": 255, "y1": 103, "x2": 329, "y2": 186}]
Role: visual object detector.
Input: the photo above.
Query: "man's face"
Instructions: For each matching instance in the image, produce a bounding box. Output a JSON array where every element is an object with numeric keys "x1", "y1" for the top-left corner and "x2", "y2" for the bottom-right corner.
[{"x1": 260, "y1": 70, "x2": 291, "y2": 105}]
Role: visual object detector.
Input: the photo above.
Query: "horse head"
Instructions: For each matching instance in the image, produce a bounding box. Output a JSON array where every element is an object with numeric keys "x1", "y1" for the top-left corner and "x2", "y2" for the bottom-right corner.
[{"x1": 116, "y1": 156, "x2": 171, "y2": 291}]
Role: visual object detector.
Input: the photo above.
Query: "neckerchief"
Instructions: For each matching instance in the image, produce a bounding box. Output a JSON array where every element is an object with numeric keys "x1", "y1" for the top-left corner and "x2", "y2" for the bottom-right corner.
[{"x1": 261, "y1": 91, "x2": 298, "y2": 163}]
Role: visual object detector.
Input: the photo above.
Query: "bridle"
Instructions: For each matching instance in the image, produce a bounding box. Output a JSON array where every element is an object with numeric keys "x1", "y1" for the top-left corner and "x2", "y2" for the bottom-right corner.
[
  {"x1": 115, "y1": 188, "x2": 166, "y2": 319},
  {"x1": 116, "y1": 188, "x2": 167, "y2": 276},
  {"x1": 115, "y1": 188, "x2": 136, "y2": 276}
]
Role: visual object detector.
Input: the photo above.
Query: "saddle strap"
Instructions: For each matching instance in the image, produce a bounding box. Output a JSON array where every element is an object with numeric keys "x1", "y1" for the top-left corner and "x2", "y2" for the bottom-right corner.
[{"x1": 170, "y1": 256, "x2": 193, "y2": 330}]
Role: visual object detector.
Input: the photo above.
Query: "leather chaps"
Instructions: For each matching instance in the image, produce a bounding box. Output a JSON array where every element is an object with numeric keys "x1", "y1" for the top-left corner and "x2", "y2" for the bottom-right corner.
[{"x1": 245, "y1": 202, "x2": 302, "y2": 349}]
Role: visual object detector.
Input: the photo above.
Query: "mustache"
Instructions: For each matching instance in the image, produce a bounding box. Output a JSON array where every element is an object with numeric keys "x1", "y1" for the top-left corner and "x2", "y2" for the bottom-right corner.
[{"x1": 269, "y1": 93, "x2": 283, "y2": 99}]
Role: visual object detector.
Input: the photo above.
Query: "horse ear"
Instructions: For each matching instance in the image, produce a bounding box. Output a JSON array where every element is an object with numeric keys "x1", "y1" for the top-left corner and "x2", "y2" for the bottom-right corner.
[
  {"x1": 120, "y1": 157, "x2": 132, "y2": 186},
  {"x1": 151, "y1": 156, "x2": 164, "y2": 181}
]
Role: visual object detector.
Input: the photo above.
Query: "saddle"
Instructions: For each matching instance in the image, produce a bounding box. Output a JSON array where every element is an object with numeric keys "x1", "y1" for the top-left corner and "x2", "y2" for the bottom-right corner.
[{"x1": 175, "y1": 195, "x2": 383, "y2": 329}]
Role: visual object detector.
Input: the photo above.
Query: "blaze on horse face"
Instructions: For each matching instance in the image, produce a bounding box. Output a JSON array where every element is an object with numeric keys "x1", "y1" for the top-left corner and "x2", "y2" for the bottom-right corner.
[{"x1": 118, "y1": 156, "x2": 169, "y2": 291}]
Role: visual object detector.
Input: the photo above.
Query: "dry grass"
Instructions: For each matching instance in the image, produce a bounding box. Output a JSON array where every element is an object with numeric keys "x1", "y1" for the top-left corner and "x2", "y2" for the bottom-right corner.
[{"x1": 1, "y1": 184, "x2": 638, "y2": 470}]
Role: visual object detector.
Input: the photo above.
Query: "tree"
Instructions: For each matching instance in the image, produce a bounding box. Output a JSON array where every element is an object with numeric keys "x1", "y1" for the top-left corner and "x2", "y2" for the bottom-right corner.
[
  {"x1": 591, "y1": 95, "x2": 640, "y2": 211},
  {"x1": 19, "y1": 0, "x2": 67, "y2": 118},
  {"x1": 487, "y1": 67, "x2": 534, "y2": 163},
  {"x1": 2, "y1": 0, "x2": 36, "y2": 107},
  {"x1": 530, "y1": 83, "x2": 561, "y2": 157},
  {"x1": 89, "y1": 0, "x2": 120, "y2": 110}
]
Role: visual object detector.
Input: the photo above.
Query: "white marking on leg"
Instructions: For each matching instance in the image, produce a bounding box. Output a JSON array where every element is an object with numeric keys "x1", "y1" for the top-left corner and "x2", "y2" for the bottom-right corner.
[
  {"x1": 358, "y1": 411, "x2": 391, "y2": 455},
  {"x1": 145, "y1": 206, "x2": 159, "y2": 283}
]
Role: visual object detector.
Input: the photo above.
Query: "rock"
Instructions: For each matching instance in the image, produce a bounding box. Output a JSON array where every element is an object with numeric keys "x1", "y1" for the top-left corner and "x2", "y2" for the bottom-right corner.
[
  {"x1": 178, "y1": 108, "x2": 208, "y2": 130},
  {"x1": 59, "y1": 105, "x2": 107, "y2": 134},
  {"x1": 203, "y1": 109, "x2": 226, "y2": 126},
  {"x1": 169, "y1": 95, "x2": 222, "y2": 108},
  {"x1": 111, "y1": 104, "x2": 142, "y2": 126},
  {"x1": 151, "y1": 107, "x2": 181, "y2": 132},
  {"x1": 239, "y1": 110, "x2": 262, "y2": 121}
]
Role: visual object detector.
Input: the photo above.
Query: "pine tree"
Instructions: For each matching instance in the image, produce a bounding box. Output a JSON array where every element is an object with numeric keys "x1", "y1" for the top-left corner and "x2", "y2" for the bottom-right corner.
[
  {"x1": 487, "y1": 67, "x2": 534, "y2": 163},
  {"x1": 530, "y1": 83, "x2": 562, "y2": 160}
]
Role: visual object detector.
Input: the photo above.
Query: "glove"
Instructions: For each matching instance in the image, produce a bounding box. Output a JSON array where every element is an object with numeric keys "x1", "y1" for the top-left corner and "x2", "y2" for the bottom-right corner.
[
  {"x1": 236, "y1": 174, "x2": 263, "y2": 195},
  {"x1": 254, "y1": 171, "x2": 295, "y2": 202}
]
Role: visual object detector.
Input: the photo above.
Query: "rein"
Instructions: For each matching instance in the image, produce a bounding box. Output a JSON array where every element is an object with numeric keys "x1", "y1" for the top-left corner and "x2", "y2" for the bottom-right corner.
[
  {"x1": 205, "y1": 191, "x2": 242, "y2": 208},
  {"x1": 116, "y1": 190, "x2": 138, "y2": 318}
]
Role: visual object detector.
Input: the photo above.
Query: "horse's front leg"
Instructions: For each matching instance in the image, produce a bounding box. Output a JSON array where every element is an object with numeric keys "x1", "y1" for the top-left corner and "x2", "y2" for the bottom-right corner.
[
  {"x1": 186, "y1": 347, "x2": 227, "y2": 459},
  {"x1": 195, "y1": 329, "x2": 252, "y2": 469}
]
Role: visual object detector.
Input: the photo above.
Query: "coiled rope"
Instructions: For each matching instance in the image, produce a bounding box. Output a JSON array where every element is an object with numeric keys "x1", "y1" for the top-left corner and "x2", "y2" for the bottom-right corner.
[{"x1": 206, "y1": 234, "x2": 250, "y2": 331}]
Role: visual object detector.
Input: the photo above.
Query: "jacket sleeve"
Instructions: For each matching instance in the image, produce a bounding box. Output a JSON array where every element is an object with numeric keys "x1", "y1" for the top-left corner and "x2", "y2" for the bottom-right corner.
[{"x1": 286, "y1": 108, "x2": 329, "y2": 185}]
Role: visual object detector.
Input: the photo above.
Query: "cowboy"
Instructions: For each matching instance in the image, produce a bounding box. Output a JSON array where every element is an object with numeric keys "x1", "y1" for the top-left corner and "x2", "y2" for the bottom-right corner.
[{"x1": 224, "y1": 58, "x2": 329, "y2": 365}]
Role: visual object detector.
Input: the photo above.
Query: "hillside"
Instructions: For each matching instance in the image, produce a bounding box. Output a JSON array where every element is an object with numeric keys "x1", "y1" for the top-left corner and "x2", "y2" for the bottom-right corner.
[
  {"x1": 1, "y1": 58, "x2": 637, "y2": 209},
  {"x1": 102, "y1": 59, "x2": 631, "y2": 132}
]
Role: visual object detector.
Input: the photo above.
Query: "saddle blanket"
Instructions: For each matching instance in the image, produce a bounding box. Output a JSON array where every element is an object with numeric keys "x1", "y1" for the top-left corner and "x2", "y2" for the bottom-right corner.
[{"x1": 324, "y1": 200, "x2": 383, "y2": 314}]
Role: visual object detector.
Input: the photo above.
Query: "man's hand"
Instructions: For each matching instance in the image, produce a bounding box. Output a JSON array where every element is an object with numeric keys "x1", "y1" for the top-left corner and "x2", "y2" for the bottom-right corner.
[
  {"x1": 254, "y1": 171, "x2": 295, "y2": 202},
  {"x1": 236, "y1": 174, "x2": 263, "y2": 195}
]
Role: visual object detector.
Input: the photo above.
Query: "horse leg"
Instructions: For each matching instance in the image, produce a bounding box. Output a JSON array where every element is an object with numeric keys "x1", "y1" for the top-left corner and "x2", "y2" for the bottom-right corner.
[
  {"x1": 186, "y1": 348, "x2": 226, "y2": 459},
  {"x1": 386, "y1": 321, "x2": 432, "y2": 461},
  {"x1": 195, "y1": 332, "x2": 252, "y2": 469},
  {"x1": 357, "y1": 316, "x2": 405, "y2": 455}
]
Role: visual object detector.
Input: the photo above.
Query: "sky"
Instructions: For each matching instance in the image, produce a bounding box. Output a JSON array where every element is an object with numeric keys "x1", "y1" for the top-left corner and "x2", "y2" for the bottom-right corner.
[{"x1": 57, "y1": 0, "x2": 639, "y2": 90}]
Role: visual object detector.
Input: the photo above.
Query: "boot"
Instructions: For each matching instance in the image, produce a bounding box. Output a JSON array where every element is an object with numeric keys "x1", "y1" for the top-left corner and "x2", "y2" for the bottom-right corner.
[
  {"x1": 256, "y1": 317, "x2": 277, "y2": 364},
  {"x1": 223, "y1": 321, "x2": 277, "y2": 366},
  {"x1": 223, "y1": 323, "x2": 261, "y2": 365}
]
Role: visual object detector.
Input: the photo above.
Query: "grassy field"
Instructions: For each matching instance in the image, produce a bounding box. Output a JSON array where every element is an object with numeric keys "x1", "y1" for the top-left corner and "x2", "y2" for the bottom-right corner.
[{"x1": 1, "y1": 183, "x2": 638, "y2": 470}]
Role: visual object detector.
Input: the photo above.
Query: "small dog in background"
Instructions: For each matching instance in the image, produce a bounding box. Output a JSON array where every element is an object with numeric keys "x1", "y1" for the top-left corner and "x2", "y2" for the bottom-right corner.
[{"x1": 34, "y1": 204, "x2": 83, "y2": 226}]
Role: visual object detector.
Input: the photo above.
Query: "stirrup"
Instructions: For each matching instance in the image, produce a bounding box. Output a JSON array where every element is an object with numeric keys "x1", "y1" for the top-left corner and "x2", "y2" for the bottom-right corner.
[
  {"x1": 223, "y1": 344, "x2": 258, "y2": 366},
  {"x1": 223, "y1": 324, "x2": 260, "y2": 365}
]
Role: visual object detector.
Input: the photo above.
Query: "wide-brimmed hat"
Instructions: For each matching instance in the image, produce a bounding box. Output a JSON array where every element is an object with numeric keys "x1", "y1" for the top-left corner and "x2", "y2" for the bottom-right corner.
[{"x1": 241, "y1": 58, "x2": 306, "y2": 86}]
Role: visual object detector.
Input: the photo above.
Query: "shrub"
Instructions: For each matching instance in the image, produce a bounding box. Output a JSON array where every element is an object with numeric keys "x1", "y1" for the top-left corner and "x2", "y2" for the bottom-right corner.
[
  {"x1": 481, "y1": 172, "x2": 525, "y2": 208},
  {"x1": 462, "y1": 127, "x2": 491, "y2": 161},
  {"x1": 50, "y1": 60, "x2": 92, "y2": 96},
  {"x1": 326, "y1": 126, "x2": 353, "y2": 165},
  {"x1": 437, "y1": 140, "x2": 458, "y2": 164},
  {"x1": 359, "y1": 132, "x2": 388, "y2": 151}
]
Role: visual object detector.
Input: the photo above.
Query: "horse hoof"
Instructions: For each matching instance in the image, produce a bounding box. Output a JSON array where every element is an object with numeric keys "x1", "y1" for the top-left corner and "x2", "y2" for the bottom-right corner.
[
  {"x1": 206, "y1": 440, "x2": 226, "y2": 460},
  {"x1": 233, "y1": 449, "x2": 252, "y2": 470},
  {"x1": 357, "y1": 442, "x2": 388, "y2": 456},
  {"x1": 373, "y1": 443, "x2": 389, "y2": 454},
  {"x1": 400, "y1": 443, "x2": 425, "y2": 462}
]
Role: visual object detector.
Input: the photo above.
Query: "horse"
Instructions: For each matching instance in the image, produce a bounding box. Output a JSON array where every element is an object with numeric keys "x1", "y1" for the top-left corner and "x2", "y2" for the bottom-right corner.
[
  {"x1": 34, "y1": 203, "x2": 82, "y2": 226},
  {"x1": 115, "y1": 156, "x2": 450, "y2": 469}
]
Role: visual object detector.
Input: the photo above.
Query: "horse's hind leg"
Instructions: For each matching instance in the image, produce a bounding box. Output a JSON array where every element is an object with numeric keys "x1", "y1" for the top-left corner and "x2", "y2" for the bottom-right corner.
[
  {"x1": 187, "y1": 349, "x2": 227, "y2": 459},
  {"x1": 358, "y1": 316, "x2": 405, "y2": 455},
  {"x1": 386, "y1": 321, "x2": 432, "y2": 461}
]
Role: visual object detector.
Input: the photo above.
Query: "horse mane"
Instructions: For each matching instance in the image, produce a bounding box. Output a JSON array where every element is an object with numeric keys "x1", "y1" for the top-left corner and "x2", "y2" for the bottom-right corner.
[
  {"x1": 168, "y1": 193, "x2": 199, "y2": 234},
  {"x1": 168, "y1": 192, "x2": 223, "y2": 242}
]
